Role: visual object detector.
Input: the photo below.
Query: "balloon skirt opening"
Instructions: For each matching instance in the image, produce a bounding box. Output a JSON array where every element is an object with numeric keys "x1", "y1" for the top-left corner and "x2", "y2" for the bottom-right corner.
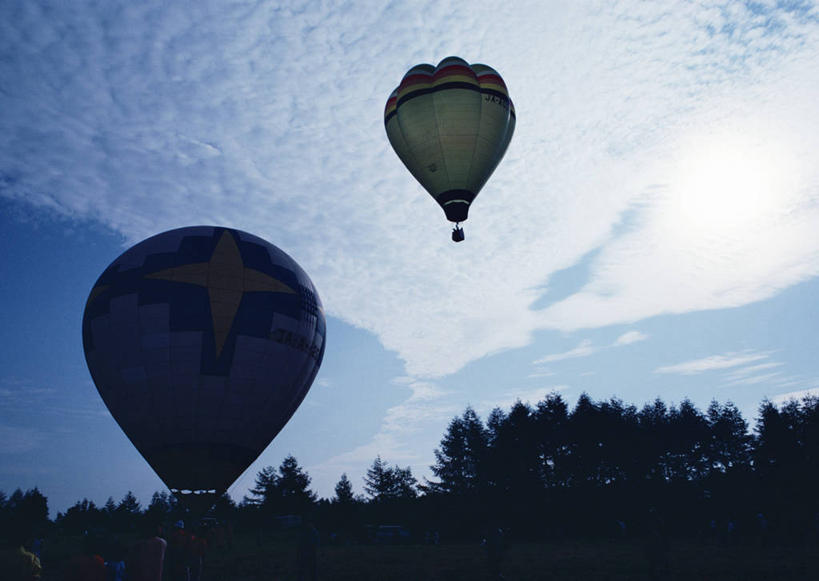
[
  {"x1": 438, "y1": 190, "x2": 474, "y2": 223},
  {"x1": 442, "y1": 201, "x2": 470, "y2": 222},
  {"x1": 171, "y1": 490, "x2": 221, "y2": 518}
]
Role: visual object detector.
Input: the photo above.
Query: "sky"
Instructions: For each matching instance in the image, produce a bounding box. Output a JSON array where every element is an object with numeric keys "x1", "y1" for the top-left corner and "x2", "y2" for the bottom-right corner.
[{"x1": 1, "y1": 0, "x2": 819, "y2": 516}]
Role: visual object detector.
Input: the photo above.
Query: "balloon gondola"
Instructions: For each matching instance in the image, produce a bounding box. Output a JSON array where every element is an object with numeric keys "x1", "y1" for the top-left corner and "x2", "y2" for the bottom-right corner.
[
  {"x1": 82, "y1": 226, "x2": 326, "y2": 512},
  {"x1": 385, "y1": 56, "x2": 515, "y2": 241}
]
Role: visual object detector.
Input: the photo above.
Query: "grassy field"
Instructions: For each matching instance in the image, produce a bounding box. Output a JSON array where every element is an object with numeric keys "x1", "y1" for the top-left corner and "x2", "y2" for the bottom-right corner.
[{"x1": 40, "y1": 534, "x2": 818, "y2": 580}]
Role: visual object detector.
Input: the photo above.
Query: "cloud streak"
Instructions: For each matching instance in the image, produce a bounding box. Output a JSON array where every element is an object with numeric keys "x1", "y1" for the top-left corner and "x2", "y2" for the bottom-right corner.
[
  {"x1": 655, "y1": 352, "x2": 771, "y2": 375},
  {"x1": 534, "y1": 340, "x2": 596, "y2": 364},
  {"x1": 0, "y1": 424, "x2": 47, "y2": 454},
  {"x1": 614, "y1": 331, "x2": 648, "y2": 346},
  {"x1": 772, "y1": 387, "x2": 819, "y2": 405},
  {"x1": 534, "y1": 329, "x2": 648, "y2": 366}
]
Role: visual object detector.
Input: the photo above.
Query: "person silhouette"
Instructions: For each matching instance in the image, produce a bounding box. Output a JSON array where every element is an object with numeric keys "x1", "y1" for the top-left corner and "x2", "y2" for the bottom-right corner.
[
  {"x1": 127, "y1": 521, "x2": 166, "y2": 581},
  {"x1": 0, "y1": 531, "x2": 42, "y2": 581}
]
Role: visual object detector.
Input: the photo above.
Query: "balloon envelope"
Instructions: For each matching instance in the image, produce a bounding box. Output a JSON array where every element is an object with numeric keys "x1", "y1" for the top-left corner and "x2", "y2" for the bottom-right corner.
[
  {"x1": 384, "y1": 56, "x2": 515, "y2": 223},
  {"x1": 82, "y1": 226, "x2": 326, "y2": 497}
]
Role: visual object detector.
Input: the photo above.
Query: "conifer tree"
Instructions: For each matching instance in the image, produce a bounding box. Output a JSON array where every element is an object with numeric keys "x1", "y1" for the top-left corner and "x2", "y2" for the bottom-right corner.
[
  {"x1": 364, "y1": 456, "x2": 418, "y2": 501},
  {"x1": 246, "y1": 456, "x2": 317, "y2": 515},
  {"x1": 333, "y1": 473, "x2": 356, "y2": 504},
  {"x1": 363, "y1": 456, "x2": 394, "y2": 501}
]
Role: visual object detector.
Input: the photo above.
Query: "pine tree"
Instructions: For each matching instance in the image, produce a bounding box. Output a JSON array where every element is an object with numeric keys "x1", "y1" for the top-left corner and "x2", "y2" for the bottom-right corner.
[
  {"x1": 535, "y1": 392, "x2": 570, "y2": 487},
  {"x1": 637, "y1": 397, "x2": 671, "y2": 481},
  {"x1": 706, "y1": 400, "x2": 751, "y2": 473},
  {"x1": 333, "y1": 473, "x2": 356, "y2": 504},
  {"x1": 56, "y1": 498, "x2": 102, "y2": 535},
  {"x1": 391, "y1": 466, "x2": 418, "y2": 499},
  {"x1": 246, "y1": 465, "x2": 278, "y2": 506},
  {"x1": 363, "y1": 456, "x2": 394, "y2": 501},
  {"x1": 104, "y1": 497, "x2": 117, "y2": 515},
  {"x1": 363, "y1": 456, "x2": 418, "y2": 501},
  {"x1": 246, "y1": 456, "x2": 317, "y2": 515},
  {"x1": 117, "y1": 490, "x2": 141, "y2": 514},
  {"x1": 666, "y1": 398, "x2": 709, "y2": 481},
  {"x1": 276, "y1": 455, "x2": 318, "y2": 514},
  {"x1": 111, "y1": 491, "x2": 141, "y2": 531},
  {"x1": 430, "y1": 407, "x2": 489, "y2": 497},
  {"x1": 484, "y1": 407, "x2": 508, "y2": 490},
  {"x1": 430, "y1": 415, "x2": 468, "y2": 494},
  {"x1": 499, "y1": 401, "x2": 541, "y2": 496},
  {"x1": 144, "y1": 491, "x2": 174, "y2": 524}
]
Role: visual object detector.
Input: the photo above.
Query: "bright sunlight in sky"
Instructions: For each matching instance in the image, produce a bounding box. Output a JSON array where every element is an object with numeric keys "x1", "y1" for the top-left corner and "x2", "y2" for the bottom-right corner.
[{"x1": 669, "y1": 122, "x2": 799, "y2": 235}]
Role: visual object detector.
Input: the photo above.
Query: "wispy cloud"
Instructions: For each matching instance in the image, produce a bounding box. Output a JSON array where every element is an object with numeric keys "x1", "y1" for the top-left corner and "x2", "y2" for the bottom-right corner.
[
  {"x1": 0, "y1": 379, "x2": 59, "y2": 420},
  {"x1": 0, "y1": 424, "x2": 47, "y2": 454},
  {"x1": 534, "y1": 340, "x2": 595, "y2": 364},
  {"x1": 772, "y1": 376, "x2": 815, "y2": 390},
  {"x1": 614, "y1": 331, "x2": 648, "y2": 346},
  {"x1": 0, "y1": 377, "x2": 107, "y2": 421},
  {"x1": 726, "y1": 362, "x2": 785, "y2": 379},
  {"x1": 527, "y1": 368, "x2": 556, "y2": 379},
  {"x1": 655, "y1": 352, "x2": 771, "y2": 375},
  {"x1": 721, "y1": 362, "x2": 786, "y2": 386},
  {"x1": 772, "y1": 387, "x2": 819, "y2": 405},
  {"x1": 724, "y1": 372, "x2": 783, "y2": 386},
  {"x1": 533, "y1": 329, "x2": 647, "y2": 367},
  {"x1": 654, "y1": 355, "x2": 818, "y2": 396},
  {"x1": 0, "y1": 379, "x2": 56, "y2": 403}
]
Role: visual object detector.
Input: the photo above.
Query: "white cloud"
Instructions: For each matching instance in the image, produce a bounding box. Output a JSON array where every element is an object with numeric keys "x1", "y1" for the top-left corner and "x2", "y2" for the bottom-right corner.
[
  {"x1": 726, "y1": 362, "x2": 784, "y2": 379},
  {"x1": 772, "y1": 387, "x2": 819, "y2": 405},
  {"x1": 531, "y1": 330, "x2": 647, "y2": 368},
  {"x1": 724, "y1": 372, "x2": 783, "y2": 386},
  {"x1": 527, "y1": 368, "x2": 556, "y2": 379},
  {"x1": 721, "y1": 362, "x2": 786, "y2": 386},
  {"x1": 0, "y1": 378, "x2": 107, "y2": 420},
  {"x1": 613, "y1": 331, "x2": 649, "y2": 346},
  {"x1": 1, "y1": 1, "x2": 818, "y2": 378},
  {"x1": 654, "y1": 352, "x2": 771, "y2": 375},
  {"x1": 534, "y1": 339, "x2": 596, "y2": 364},
  {"x1": 772, "y1": 377, "x2": 814, "y2": 390}
]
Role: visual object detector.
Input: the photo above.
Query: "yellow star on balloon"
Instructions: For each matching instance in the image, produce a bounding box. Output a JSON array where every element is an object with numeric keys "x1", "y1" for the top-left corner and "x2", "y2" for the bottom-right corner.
[{"x1": 145, "y1": 230, "x2": 295, "y2": 356}]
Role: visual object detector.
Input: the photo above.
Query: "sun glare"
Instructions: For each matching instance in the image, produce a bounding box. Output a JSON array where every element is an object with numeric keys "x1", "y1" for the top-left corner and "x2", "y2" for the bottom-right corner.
[{"x1": 665, "y1": 126, "x2": 798, "y2": 235}]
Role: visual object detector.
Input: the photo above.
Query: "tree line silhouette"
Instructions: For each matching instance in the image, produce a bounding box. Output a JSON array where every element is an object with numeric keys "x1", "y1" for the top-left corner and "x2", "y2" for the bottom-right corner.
[{"x1": 2, "y1": 392, "x2": 818, "y2": 545}]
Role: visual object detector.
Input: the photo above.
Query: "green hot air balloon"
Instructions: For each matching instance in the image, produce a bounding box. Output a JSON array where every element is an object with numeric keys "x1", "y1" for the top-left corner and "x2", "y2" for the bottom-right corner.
[{"x1": 385, "y1": 56, "x2": 515, "y2": 242}]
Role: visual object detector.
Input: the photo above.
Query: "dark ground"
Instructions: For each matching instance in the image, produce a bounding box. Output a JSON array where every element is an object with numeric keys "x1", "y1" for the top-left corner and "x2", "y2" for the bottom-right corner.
[{"x1": 39, "y1": 532, "x2": 819, "y2": 581}]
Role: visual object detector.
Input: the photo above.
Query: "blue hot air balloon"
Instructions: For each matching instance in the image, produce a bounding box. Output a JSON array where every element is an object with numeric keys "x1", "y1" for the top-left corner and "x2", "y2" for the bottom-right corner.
[{"x1": 82, "y1": 226, "x2": 325, "y2": 506}]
